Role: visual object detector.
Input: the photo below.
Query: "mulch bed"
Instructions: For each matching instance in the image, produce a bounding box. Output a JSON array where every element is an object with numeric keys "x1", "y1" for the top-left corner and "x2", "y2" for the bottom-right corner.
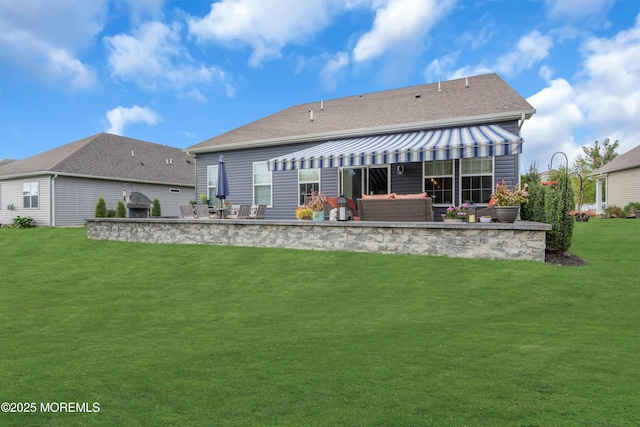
[{"x1": 545, "y1": 250, "x2": 587, "y2": 267}]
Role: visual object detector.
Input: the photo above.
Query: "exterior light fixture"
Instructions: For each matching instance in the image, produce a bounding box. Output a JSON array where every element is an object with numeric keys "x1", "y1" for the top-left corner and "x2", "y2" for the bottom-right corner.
[
  {"x1": 337, "y1": 195, "x2": 348, "y2": 221},
  {"x1": 396, "y1": 165, "x2": 404, "y2": 175}
]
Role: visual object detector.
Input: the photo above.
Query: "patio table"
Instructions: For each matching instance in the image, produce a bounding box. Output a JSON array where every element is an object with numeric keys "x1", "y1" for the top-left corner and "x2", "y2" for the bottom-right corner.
[{"x1": 210, "y1": 206, "x2": 229, "y2": 219}]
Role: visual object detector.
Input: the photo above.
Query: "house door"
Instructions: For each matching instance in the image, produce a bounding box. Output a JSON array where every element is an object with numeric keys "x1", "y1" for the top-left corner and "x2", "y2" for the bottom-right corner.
[
  {"x1": 367, "y1": 166, "x2": 390, "y2": 195},
  {"x1": 340, "y1": 166, "x2": 390, "y2": 198}
]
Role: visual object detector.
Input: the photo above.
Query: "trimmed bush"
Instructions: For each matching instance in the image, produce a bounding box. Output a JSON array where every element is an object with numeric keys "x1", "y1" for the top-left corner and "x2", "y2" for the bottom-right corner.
[
  {"x1": 151, "y1": 198, "x2": 161, "y2": 217},
  {"x1": 622, "y1": 202, "x2": 640, "y2": 218},
  {"x1": 521, "y1": 165, "x2": 545, "y2": 222},
  {"x1": 544, "y1": 174, "x2": 575, "y2": 253},
  {"x1": 95, "y1": 197, "x2": 108, "y2": 218},
  {"x1": 116, "y1": 200, "x2": 127, "y2": 218},
  {"x1": 12, "y1": 216, "x2": 35, "y2": 228},
  {"x1": 604, "y1": 205, "x2": 623, "y2": 218}
]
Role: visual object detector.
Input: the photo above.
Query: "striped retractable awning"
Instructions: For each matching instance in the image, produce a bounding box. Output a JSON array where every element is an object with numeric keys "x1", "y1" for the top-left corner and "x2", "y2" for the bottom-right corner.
[{"x1": 267, "y1": 124, "x2": 522, "y2": 171}]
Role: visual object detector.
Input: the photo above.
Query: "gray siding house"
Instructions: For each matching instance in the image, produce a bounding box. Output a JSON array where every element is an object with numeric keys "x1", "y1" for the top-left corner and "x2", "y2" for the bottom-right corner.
[
  {"x1": 186, "y1": 73, "x2": 535, "y2": 220},
  {"x1": 590, "y1": 144, "x2": 640, "y2": 213},
  {"x1": 0, "y1": 133, "x2": 194, "y2": 227}
]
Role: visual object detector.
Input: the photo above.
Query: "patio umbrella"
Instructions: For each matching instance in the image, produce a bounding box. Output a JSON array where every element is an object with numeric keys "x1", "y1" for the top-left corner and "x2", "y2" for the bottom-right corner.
[{"x1": 215, "y1": 155, "x2": 230, "y2": 205}]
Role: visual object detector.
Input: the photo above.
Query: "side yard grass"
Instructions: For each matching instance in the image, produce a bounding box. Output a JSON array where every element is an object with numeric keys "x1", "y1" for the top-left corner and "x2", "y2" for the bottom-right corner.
[{"x1": 1, "y1": 219, "x2": 639, "y2": 426}]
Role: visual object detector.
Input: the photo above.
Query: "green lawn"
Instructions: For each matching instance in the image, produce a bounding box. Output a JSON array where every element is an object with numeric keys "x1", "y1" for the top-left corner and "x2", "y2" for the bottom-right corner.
[{"x1": 1, "y1": 219, "x2": 639, "y2": 426}]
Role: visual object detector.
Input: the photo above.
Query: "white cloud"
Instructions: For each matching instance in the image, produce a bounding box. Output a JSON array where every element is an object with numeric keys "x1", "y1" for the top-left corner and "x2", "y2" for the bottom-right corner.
[
  {"x1": 522, "y1": 14, "x2": 640, "y2": 167},
  {"x1": 545, "y1": 0, "x2": 615, "y2": 23},
  {"x1": 424, "y1": 53, "x2": 459, "y2": 82},
  {"x1": 188, "y1": 0, "x2": 338, "y2": 67},
  {"x1": 320, "y1": 52, "x2": 350, "y2": 91},
  {"x1": 106, "y1": 106, "x2": 163, "y2": 135},
  {"x1": 352, "y1": 0, "x2": 454, "y2": 63},
  {"x1": 451, "y1": 30, "x2": 553, "y2": 80},
  {"x1": 496, "y1": 30, "x2": 553, "y2": 77},
  {"x1": 521, "y1": 78, "x2": 585, "y2": 167},
  {"x1": 105, "y1": 21, "x2": 232, "y2": 100},
  {"x1": 0, "y1": 0, "x2": 106, "y2": 89}
]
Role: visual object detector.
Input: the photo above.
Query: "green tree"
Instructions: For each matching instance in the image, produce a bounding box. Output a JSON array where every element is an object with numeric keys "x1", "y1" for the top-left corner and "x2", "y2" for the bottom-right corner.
[
  {"x1": 151, "y1": 198, "x2": 162, "y2": 217},
  {"x1": 95, "y1": 197, "x2": 108, "y2": 218},
  {"x1": 572, "y1": 138, "x2": 619, "y2": 206},
  {"x1": 116, "y1": 200, "x2": 127, "y2": 218}
]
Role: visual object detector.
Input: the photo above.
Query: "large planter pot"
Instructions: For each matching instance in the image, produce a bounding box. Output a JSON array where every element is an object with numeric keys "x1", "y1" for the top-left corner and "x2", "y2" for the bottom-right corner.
[
  {"x1": 494, "y1": 206, "x2": 520, "y2": 223},
  {"x1": 443, "y1": 218, "x2": 464, "y2": 223},
  {"x1": 312, "y1": 211, "x2": 325, "y2": 221}
]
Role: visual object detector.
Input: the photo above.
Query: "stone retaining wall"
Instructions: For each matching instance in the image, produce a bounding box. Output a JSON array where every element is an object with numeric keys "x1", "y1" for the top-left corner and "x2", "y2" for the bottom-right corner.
[{"x1": 86, "y1": 218, "x2": 551, "y2": 262}]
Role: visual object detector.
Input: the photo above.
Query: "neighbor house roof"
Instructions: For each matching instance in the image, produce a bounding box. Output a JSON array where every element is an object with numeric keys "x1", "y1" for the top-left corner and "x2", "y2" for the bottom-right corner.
[
  {"x1": 187, "y1": 73, "x2": 535, "y2": 154},
  {"x1": 590, "y1": 144, "x2": 640, "y2": 175},
  {"x1": 0, "y1": 133, "x2": 194, "y2": 186}
]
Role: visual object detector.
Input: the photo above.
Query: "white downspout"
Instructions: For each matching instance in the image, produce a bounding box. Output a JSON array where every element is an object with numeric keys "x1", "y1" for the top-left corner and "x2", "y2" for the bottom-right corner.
[{"x1": 51, "y1": 174, "x2": 58, "y2": 227}]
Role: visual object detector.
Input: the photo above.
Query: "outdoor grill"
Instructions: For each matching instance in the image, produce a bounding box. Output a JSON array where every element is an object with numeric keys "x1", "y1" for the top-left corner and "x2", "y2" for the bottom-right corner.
[{"x1": 126, "y1": 191, "x2": 152, "y2": 218}]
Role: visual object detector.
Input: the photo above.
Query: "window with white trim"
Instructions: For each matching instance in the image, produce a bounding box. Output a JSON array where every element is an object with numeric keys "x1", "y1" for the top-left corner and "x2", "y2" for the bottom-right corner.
[
  {"x1": 23, "y1": 181, "x2": 39, "y2": 208},
  {"x1": 298, "y1": 169, "x2": 320, "y2": 206},
  {"x1": 424, "y1": 160, "x2": 453, "y2": 205},
  {"x1": 207, "y1": 165, "x2": 218, "y2": 203},
  {"x1": 253, "y1": 162, "x2": 272, "y2": 206},
  {"x1": 460, "y1": 157, "x2": 493, "y2": 204}
]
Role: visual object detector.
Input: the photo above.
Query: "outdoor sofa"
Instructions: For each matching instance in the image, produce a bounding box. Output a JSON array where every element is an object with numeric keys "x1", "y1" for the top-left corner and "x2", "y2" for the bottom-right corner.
[{"x1": 356, "y1": 193, "x2": 433, "y2": 222}]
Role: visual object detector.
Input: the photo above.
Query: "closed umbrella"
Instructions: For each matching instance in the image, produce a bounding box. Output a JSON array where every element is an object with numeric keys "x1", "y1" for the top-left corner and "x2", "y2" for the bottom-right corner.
[{"x1": 215, "y1": 155, "x2": 230, "y2": 207}]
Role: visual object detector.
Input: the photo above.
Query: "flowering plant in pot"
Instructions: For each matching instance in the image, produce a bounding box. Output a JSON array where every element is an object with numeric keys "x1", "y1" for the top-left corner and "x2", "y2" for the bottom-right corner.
[
  {"x1": 306, "y1": 190, "x2": 327, "y2": 221},
  {"x1": 491, "y1": 179, "x2": 530, "y2": 223},
  {"x1": 491, "y1": 179, "x2": 529, "y2": 206},
  {"x1": 441, "y1": 204, "x2": 467, "y2": 220}
]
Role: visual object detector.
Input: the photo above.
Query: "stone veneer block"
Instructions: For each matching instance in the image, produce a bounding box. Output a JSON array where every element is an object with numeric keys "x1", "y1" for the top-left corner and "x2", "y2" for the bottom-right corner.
[{"x1": 86, "y1": 218, "x2": 552, "y2": 262}]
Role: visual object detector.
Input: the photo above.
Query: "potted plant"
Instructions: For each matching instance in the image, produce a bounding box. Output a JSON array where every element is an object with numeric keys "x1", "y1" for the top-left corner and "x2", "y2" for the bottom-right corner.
[
  {"x1": 480, "y1": 215, "x2": 492, "y2": 223},
  {"x1": 491, "y1": 179, "x2": 529, "y2": 223},
  {"x1": 295, "y1": 206, "x2": 313, "y2": 220},
  {"x1": 306, "y1": 190, "x2": 327, "y2": 221},
  {"x1": 441, "y1": 204, "x2": 467, "y2": 222},
  {"x1": 199, "y1": 192, "x2": 208, "y2": 206}
]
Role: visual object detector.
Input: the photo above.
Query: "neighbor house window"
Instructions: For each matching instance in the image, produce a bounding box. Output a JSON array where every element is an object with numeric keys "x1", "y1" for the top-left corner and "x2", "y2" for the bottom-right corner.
[
  {"x1": 298, "y1": 168, "x2": 320, "y2": 205},
  {"x1": 23, "y1": 181, "x2": 39, "y2": 208},
  {"x1": 253, "y1": 162, "x2": 272, "y2": 206},
  {"x1": 424, "y1": 160, "x2": 453, "y2": 205},
  {"x1": 460, "y1": 157, "x2": 493, "y2": 204},
  {"x1": 207, "y1": 165, "x2": 218, "y2": 203}
]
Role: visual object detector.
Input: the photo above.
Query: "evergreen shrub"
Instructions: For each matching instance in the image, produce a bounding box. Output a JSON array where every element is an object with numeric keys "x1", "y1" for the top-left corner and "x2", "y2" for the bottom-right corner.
[
  {"x1": 95, "y1": 197, "x2": 108, "y2": 218},
  {"x1": 116, "y1": 200, "x2": 127, "y2": 218}
]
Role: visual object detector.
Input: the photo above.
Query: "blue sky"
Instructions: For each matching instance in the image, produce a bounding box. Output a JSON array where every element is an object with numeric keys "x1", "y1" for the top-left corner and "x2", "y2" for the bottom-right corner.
[{"x1": 1, "y1": 0, "x2": 639, "y2": 170}]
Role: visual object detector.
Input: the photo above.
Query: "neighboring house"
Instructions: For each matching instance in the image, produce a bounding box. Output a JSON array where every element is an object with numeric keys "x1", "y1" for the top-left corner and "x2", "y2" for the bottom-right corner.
[
  {"x1": 0, "y1": 133, "x2": 194, "y2": 227},
  {"x1": 590, "y1": 144, "x2": 640, "y2": 214},
  {"x1": 186, "y1": 73, "x2": 535, "y2": 220}
]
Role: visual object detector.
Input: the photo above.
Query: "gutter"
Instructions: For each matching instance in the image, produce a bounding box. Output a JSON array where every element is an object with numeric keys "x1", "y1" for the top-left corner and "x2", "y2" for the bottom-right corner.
[
  {"x1": 186, "y1": 109, "x2": 536, "y2": 155},
  {"x1": 0, "y1": 171, "x2": 193, "y2": 188}
]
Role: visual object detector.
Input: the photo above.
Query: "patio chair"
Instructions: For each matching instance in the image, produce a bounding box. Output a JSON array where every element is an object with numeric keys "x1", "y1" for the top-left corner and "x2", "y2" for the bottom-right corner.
[
  {"x1": 180, "y1": 205, "x2": 195, "y2": 219},
  {"x1": 235, "y1": 204, "x2": 251, "y2": 219},
  {"x1": 194, "y1": 204, "x2": 217, "y2": 219},
  {"x1": 249, "y1": 204, "x2": 267, "y2": 219}
]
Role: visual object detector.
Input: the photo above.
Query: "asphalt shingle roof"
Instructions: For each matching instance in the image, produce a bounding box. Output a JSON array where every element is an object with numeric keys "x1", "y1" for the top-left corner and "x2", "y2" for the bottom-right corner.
[
  {"x1": 188, "y1": 73, "x2": 535, "y2": 153},
  {"x1": 591, "y1": 144, "x2": 640, "y2": 175},
  {"x1": 0, "y1": 133, "x2": 194, "y2": 186}
]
